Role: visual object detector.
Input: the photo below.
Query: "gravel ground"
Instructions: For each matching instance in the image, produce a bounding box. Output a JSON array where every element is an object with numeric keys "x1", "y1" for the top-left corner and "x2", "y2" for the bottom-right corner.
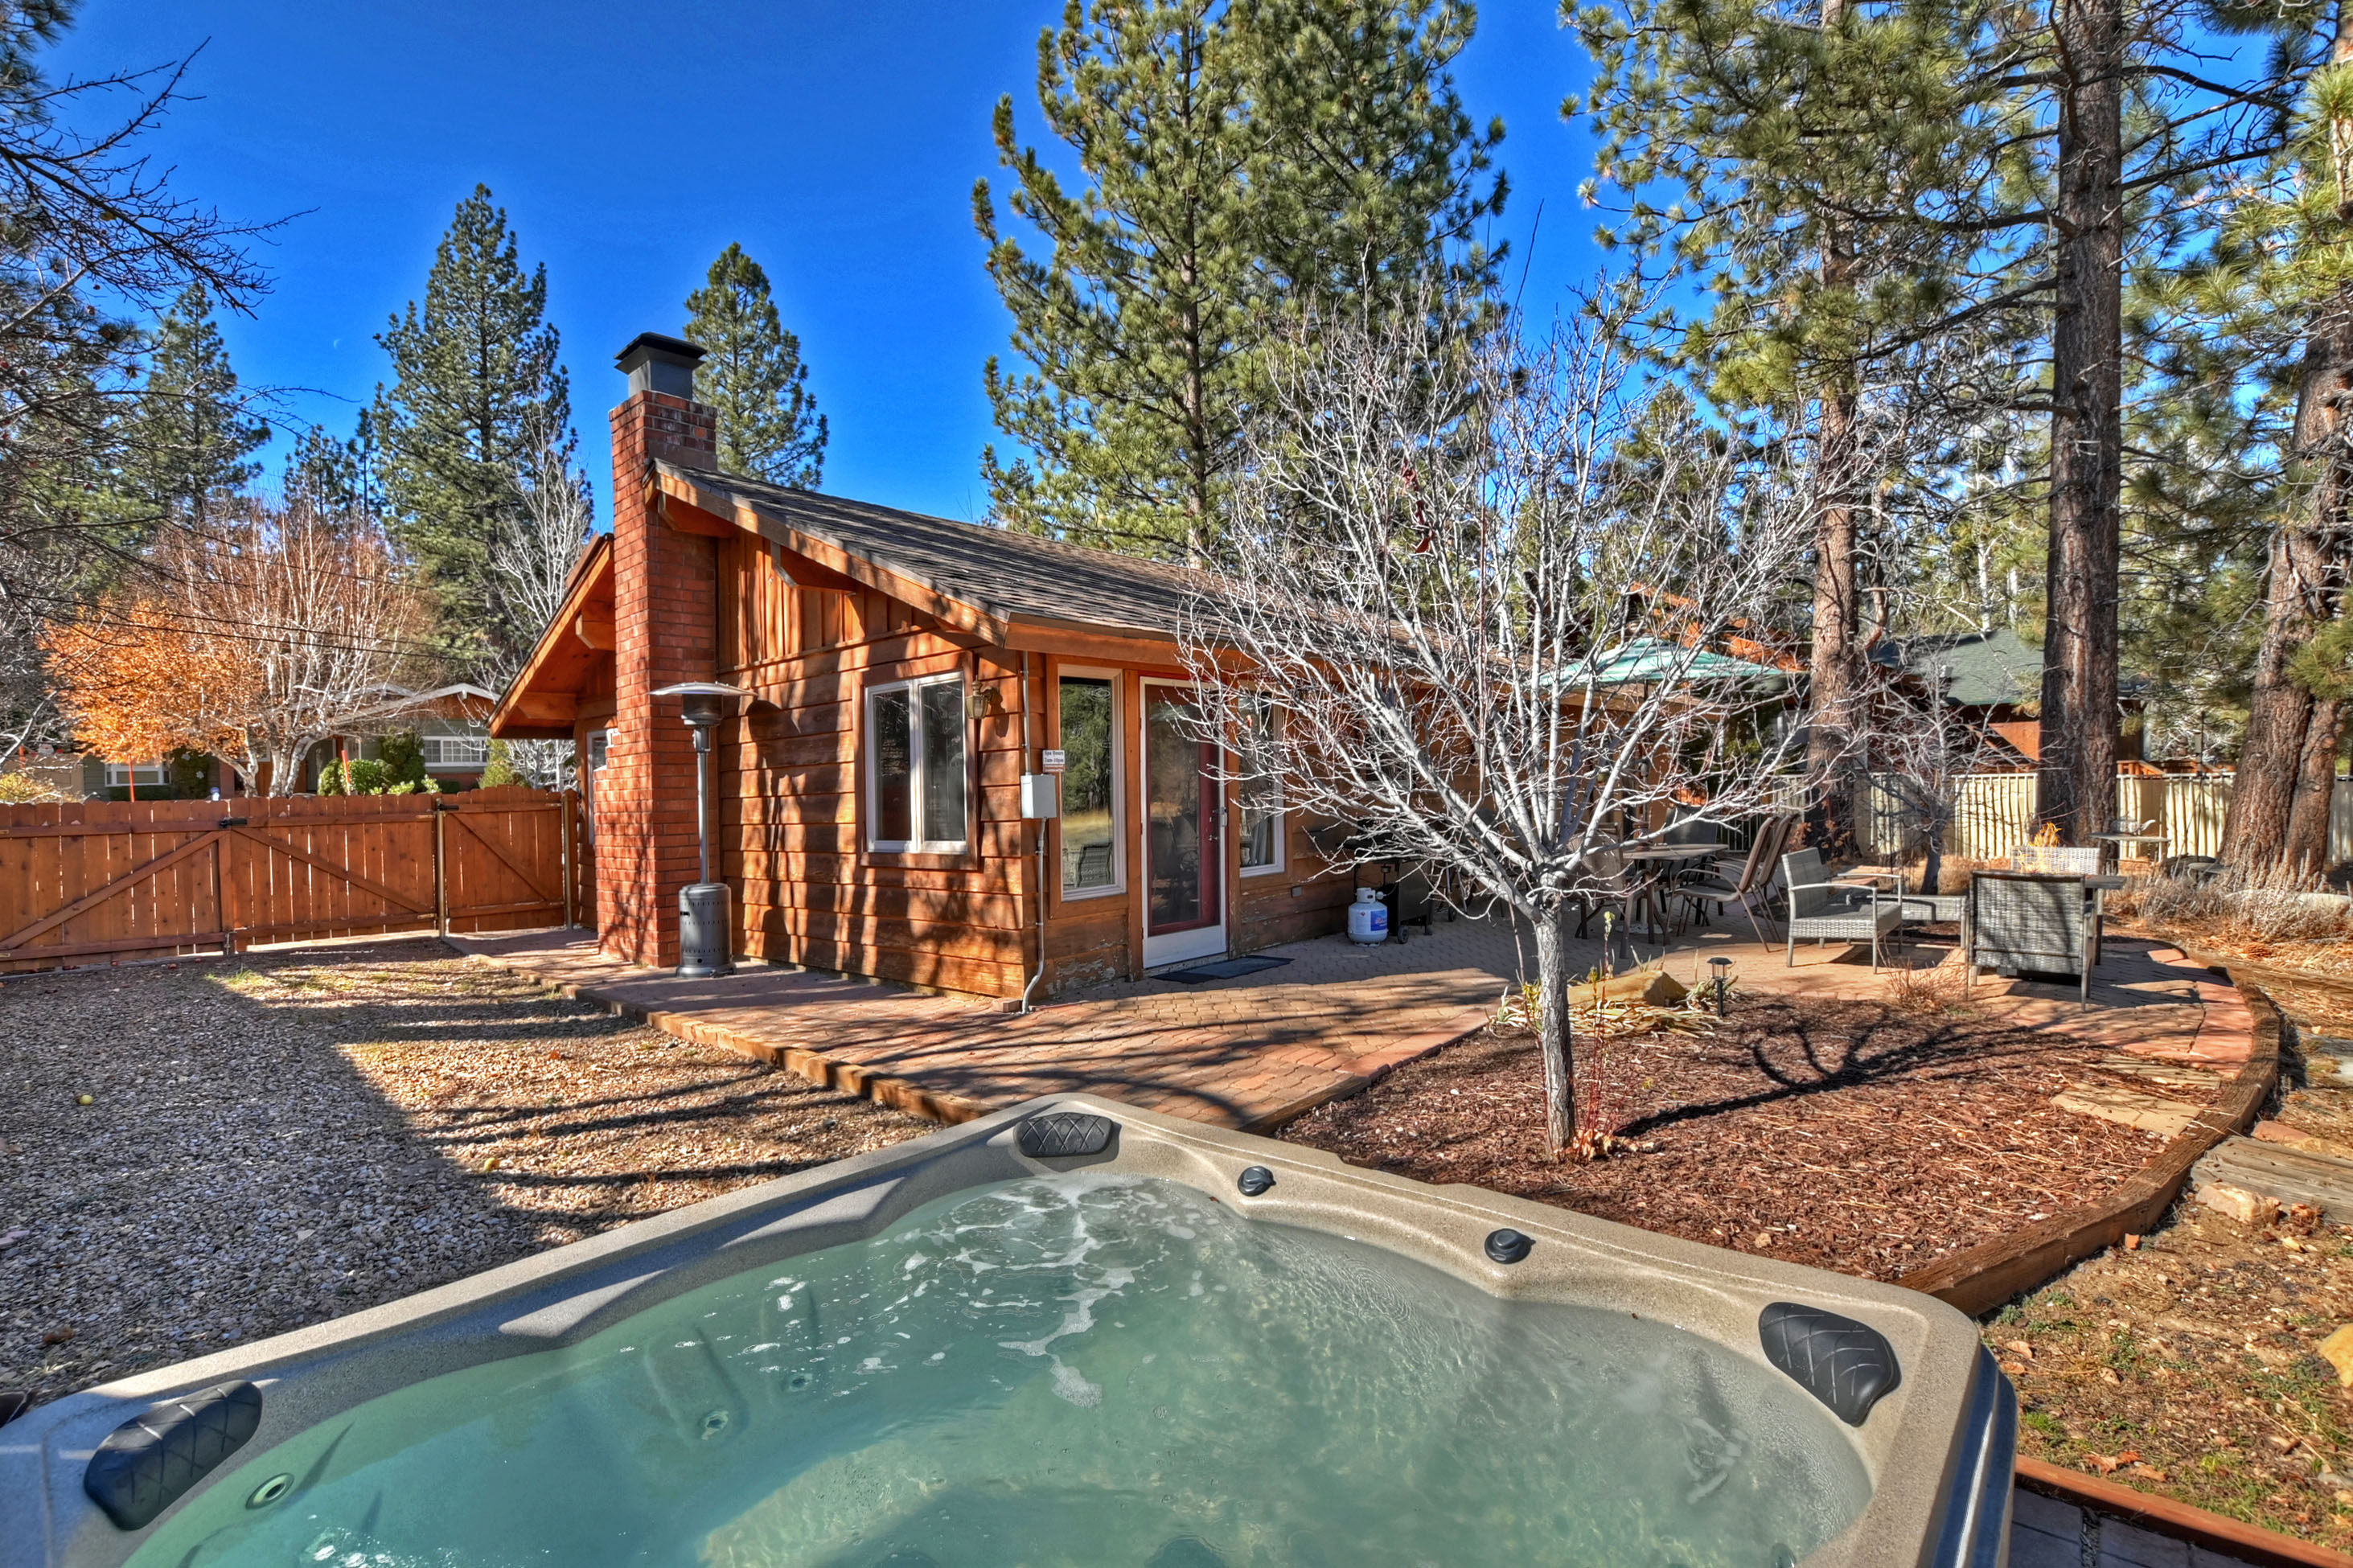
[{"x1": 0, "y1": 937, "x2": 930, "y2": 1410}]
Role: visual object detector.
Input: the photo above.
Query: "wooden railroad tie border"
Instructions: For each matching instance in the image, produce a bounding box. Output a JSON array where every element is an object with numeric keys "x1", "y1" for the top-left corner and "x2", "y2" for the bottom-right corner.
[
  {"x1": 2017, "y1": 1456, "x2": 2353, "y2": 1568},
  {"x1": 458, "y1": 948, "x2": 999, "y2": 1127},
  {"x1": 1896, "y1": 967, "x2": 2277, "y2": 1316}
]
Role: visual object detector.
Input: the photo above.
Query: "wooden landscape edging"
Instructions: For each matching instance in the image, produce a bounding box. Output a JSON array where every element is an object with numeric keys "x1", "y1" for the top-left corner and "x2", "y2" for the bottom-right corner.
[
  {"x1": 1895, "y1": 974, "x2": 2281, "y2": 1317},
  {"x1": 2016, "y1": 1457, "x2": 2353, "y2": 1568}
]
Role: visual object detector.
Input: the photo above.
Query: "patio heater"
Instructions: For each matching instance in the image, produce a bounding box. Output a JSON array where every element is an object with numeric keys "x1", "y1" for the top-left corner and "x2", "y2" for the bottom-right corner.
[{"x1": 651, "y1": 682, "x2": 749, "y2": 979}]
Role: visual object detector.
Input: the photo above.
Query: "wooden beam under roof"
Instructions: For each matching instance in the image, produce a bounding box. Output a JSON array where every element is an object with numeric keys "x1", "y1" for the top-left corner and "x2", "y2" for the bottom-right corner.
[{"x1": 651, "y1": 467, "x2": 1008, "y2": 642}]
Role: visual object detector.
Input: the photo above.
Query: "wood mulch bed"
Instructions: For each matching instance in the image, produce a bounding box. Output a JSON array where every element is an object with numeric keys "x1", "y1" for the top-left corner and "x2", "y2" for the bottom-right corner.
[{"x1": 1281, "y1": 991, "x2": 2191, "y2": 1282}]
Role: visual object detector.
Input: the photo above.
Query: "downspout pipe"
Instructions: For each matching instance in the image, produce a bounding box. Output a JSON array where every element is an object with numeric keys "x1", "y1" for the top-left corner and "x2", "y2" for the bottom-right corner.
[{"x1": 1020, "y1": 651, "x2": 1048, "y2": 1014}]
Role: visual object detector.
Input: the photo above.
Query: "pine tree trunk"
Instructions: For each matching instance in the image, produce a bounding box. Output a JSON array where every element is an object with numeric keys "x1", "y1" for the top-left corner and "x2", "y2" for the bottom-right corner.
[
  {"x1": 2288, "y1": 693, "x2": 2347, "y2": 869},
  {"x1": 2223, "y1": 513, "x2": 2346, "y2": 869},
  {"x1": 1532, "y1": 902, "x2": 1578, "y2": 1153},
  {"x1": 2038, "y1": 0, "x2": 2125, "y2": 847},
  {"x1": 2220, "y1": 1, "x2": 2353, "y2": 874},
  {"x1": 1809, "y1": 376, "x2": 1865, "y2": 857}
]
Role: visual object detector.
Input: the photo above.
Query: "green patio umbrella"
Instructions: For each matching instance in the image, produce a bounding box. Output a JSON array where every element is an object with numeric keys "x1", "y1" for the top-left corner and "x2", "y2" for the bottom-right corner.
[{"x1": 1555, "y1": 638, "x2": 1791, "y2": 692}]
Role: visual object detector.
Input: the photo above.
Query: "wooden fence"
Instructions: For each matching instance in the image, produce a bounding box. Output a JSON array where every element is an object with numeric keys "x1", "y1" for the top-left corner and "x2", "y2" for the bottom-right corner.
[
  {"x1": 0, "y1": 786, "x2": 588, "y2": 974},
  {"x1": 1861, "y1": 772, "x2": 2353, "y2": 867}
]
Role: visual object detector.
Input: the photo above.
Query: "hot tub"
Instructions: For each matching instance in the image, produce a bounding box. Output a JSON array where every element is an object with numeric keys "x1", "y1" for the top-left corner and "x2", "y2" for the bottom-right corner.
[{"x1": 0, "y1": 1095, "x2": 2013, "y2": 1566}]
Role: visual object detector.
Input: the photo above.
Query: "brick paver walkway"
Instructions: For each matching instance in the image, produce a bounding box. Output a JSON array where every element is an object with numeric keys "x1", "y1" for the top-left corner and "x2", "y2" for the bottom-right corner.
[
  {"x1": 453, "y1": 915, "x2": 1534, "y2": 1131},
  {"x1": 454, "y1": 910, "x2": 2232, "y2": 1132}
]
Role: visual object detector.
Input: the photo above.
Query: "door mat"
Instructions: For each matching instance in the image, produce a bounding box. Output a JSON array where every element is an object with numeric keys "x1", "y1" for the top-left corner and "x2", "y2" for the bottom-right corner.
[{"x1": 1157, "y1": 955, "x2": 1293, "y2": 984}]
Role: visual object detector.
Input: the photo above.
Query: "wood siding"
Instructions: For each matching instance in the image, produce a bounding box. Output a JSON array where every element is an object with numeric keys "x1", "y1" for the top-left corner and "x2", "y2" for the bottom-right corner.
[{"x1": 715, "y1": 532, "x2": 1347, "y2": 998}]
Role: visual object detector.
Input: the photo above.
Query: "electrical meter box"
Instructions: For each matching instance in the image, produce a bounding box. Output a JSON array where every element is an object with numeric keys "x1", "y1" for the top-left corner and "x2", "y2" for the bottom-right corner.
[{"x1": 1020, "y1": 773, "x2": 1060, "y2": 819}]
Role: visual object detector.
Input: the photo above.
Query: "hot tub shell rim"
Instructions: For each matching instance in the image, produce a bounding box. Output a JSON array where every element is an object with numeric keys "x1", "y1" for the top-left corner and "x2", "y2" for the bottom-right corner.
[{"x1": 0, "y1": 1093, "x2": 2011, "y2": 1568}]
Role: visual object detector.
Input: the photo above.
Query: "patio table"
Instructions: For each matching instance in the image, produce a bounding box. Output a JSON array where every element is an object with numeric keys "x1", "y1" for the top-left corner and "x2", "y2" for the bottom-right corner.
[
  {"x1": 2092, "y1": 832, "x2": 2170, "y2": 871},
  {"x1": 1621, "y1": 842, "x2": 1728, "y2": 938}
]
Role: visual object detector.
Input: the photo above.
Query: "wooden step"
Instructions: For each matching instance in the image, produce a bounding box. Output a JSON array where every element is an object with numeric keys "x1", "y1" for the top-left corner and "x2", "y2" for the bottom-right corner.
[{"x1": 2192, "y1": 1136, "x2": 2353, "y2": 1224}]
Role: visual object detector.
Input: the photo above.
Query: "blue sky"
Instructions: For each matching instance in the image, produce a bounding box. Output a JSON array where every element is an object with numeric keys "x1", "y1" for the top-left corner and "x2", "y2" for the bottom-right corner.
[{"x1": 51, "y1": 1, "x2": 1601, "y2": 526}]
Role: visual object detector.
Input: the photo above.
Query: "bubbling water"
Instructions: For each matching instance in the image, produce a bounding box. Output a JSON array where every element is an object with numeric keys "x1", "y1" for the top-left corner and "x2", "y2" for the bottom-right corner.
[{"x1": 129, "y1": 1174, "x2": 1871, "y2": 1567}]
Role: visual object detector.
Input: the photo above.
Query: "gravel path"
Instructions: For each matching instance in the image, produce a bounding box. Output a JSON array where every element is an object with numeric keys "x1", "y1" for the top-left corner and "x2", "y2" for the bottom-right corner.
[{"x1": 0, "y1": 937, "x2": 930, "y2": 1410}]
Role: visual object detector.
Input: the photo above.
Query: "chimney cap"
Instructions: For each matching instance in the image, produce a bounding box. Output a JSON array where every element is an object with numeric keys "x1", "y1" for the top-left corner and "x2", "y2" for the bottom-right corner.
[{"x1": 616, "y1": 332, "x2": 704, "y2": 397}]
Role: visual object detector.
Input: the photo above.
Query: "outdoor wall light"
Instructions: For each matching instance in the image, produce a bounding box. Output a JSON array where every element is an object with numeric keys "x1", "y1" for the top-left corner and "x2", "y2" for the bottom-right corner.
[{"x1": 652, "y1": 682, "x2": 749, "y2": 979}]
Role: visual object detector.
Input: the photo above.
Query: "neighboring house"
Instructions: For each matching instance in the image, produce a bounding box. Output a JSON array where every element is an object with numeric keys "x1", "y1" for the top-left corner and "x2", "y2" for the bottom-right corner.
[
  {"x1": 492, "y1": 334, "x2": 1347, "y2": 998},
  {"x1": 303, "y1": 683, "x2": 499, "y2": 790},
  {"x1": 4, "y1": 746, "x2": 105, "y2": 799},
  {"x1": 1867, "y1": 627, "x2": 2146, "y2": 770}
]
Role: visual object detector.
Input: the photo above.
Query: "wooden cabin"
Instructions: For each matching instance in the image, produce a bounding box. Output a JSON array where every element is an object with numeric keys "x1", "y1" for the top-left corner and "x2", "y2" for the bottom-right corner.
[{"x1": 491, "y1": 335, "x2": 1348, "y2": 998}]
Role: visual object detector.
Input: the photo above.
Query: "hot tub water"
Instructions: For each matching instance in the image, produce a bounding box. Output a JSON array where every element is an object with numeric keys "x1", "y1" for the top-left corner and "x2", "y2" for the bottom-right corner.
[{"x1": 129, "y1": 1174, "x2": 1872, "y2": 1567}]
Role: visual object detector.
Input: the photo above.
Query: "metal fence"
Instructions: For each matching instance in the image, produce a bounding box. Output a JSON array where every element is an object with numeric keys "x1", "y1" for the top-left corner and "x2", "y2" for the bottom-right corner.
[{"x1": 1858, "y1": 771, "x2": 2353, "y2": 867}]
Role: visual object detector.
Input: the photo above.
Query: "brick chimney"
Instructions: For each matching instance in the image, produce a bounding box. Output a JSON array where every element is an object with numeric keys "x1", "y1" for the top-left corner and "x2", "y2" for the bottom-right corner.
[{"x1": 601, "y1": 333, "x2": 721, "y2": 968}]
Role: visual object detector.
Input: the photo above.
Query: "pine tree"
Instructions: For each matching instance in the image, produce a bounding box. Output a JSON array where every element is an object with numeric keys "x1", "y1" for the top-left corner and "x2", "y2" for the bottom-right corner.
[
  {"x1": 1571, "y1": 0, "x2": 2314, "y2": 842},
  {"x1": 115, "y1": 283, "x2": 269, "y2": 532},
  {"x1": 1238, "y1": 0, "x2": 1505, "y2": 316},
  {"x1": 2182, "y1": 8, "x2": 2353, "y2": 871},
  {"x1": 975, "y1": 0, "x2": 1505, "y2": 559},
  {"x1": 372, "y1": 184, "x2": 576, "y2": 673},
  {"x1": 281, "y1": 409, "x2": 386, "y2": 524},
  {"x1": 684, "y1": 243, "x2": 827, "y2": 488},
  {"x1": 1572, "y1": 0, "x2": 2033, "y2": 849}
]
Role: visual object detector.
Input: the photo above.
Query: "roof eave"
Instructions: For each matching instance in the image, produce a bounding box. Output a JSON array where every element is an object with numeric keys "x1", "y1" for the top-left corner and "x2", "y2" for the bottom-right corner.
[{"x1": 488, "y1": 535, "x2": 615, "y2": 739}]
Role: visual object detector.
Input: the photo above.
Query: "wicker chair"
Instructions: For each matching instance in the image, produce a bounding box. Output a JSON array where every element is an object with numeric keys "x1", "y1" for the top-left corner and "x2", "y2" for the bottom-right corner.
[
  {"x1": 1780, "y1": 848, "x2": 1902, "y2": 971},
  {"x1": 1966, "y1": 870, "x2": 2100, "y2": 1006}
]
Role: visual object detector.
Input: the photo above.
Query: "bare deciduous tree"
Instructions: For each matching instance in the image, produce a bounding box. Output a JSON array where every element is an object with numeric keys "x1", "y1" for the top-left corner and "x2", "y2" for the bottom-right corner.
[
  {"x1": 487, "y1": 425, "x2": 593, "y2": 786},
  {"x1": 1181, "y1": 305, "x2": 1817, "y2": 1152},
  {"x1": 47, "y1": 507, "x2": 437, "y2": 793}
]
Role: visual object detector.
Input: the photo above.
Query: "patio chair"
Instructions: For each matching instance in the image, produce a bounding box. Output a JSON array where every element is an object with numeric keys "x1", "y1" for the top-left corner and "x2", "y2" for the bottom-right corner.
[
  {"x1": 1780, "y1": 847, "x2": 1901, "y2": 971},
  {"x1": 1966, "y1": 870, "x2": 2100, "y2": 1007},
  {"x1": 1703, "y1": 812, "x2": 1797, "y2": 888},
  {"x1": 1571, "y1": 848, "x2": 1660, "y2": 944},
  {"x1": 1678, "y1": 815, "x2": 1792, "y2": 941}
]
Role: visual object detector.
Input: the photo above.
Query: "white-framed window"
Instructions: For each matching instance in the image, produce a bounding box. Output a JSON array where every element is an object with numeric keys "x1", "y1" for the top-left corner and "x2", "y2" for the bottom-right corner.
[
  {"x1": 105, "y1": 760, "x2": 166, "y2": 790},
  {"x1": 585, "y1": 729, "x2": 611, "y2": 771},
  {"x1": 866, "y1": 674, "x2": 969, "y2": 852},
  {"x1": 1238, "y1": 698, "x2": 1284, "y2": 874},
  {"x1": 421, "y1": 733, "x2": 490, "y2": 770},
  {"x1": 1057, "y1": 669, "x2": 1123, "y2": 896}
]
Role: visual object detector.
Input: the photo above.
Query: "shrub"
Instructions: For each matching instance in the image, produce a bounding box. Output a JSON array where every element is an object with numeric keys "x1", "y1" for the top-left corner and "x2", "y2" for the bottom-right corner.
[
  {"x1": 314, "y1": 759, "x2": 346, "y2": 795},
  {"x1": 2125, "y1": 864, "x2": 2352, "y2": 946},
  {"x1": 343, "y1": 757, "x2": 390, "y2": 794},
  {"x1": 478, "y1": 740, "x2": 523, "y2": 790},
  {"x1": 0, "y1": 770, "x2": 64, "y2": 804},
  {"x1": 377, "y1": 730, "x2": 427, "y2": 789}
]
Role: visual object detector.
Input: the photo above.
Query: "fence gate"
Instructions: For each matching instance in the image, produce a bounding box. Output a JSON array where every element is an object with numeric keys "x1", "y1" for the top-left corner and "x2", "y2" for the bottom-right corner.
[{"x1": 0, "y1": 785, "x2": 584, "y2": 974}]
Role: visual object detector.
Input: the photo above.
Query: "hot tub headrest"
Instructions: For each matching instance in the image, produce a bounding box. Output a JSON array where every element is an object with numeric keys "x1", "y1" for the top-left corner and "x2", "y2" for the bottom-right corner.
[
  {"x1": 83, "y1": 1379, "x2": 264, "y2": 1530},
  {"x1": 1758, "y1": 1303, "x2": 1901, "y2": 1427},
  {"x1": 1016, "y1": 1110, "x2": 1117, "y2": 1160}
]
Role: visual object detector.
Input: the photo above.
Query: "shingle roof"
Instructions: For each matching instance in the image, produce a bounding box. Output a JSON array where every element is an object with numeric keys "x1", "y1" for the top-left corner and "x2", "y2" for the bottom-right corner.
[
  {"x1": 1869, "y1": 627, "x2": 2041, "y2": 708},
  {"x1": 661, "y1": 462, "x2": 1204, "y2": 641}
]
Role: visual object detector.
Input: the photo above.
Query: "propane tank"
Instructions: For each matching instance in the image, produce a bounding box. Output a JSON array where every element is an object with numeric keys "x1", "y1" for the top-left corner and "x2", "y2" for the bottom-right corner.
[{"x1": 1347, "y1": 885, "x2": 1390, "y2": 945}]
